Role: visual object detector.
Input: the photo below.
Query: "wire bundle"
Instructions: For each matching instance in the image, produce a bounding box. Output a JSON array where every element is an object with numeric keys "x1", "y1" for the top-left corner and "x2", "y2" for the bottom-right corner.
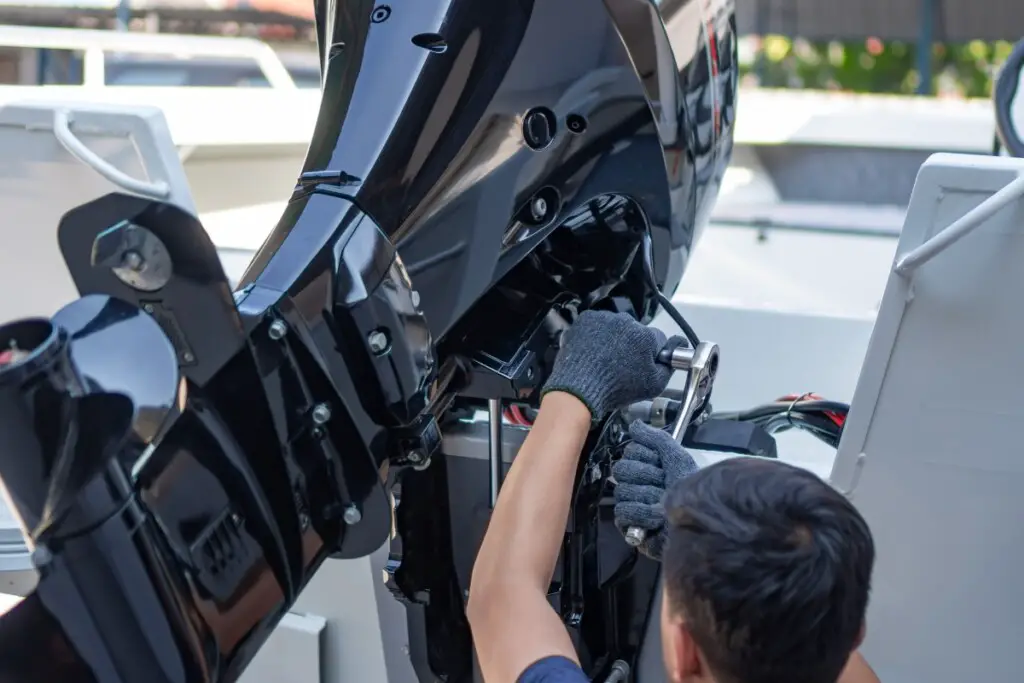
[
  {"x1": 711, "y1": 393, "x2": 849, "y2": 449},
  {"x1": 503, "y1": 404, "x2": 536, "y2": 426}
]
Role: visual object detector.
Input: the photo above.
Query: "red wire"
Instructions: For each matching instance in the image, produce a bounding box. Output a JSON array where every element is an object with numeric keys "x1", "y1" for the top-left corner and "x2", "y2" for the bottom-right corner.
[
  {"x1": 510, "y1": 405, "x2": 533, "y2": 426},
  {"x1": 501, "y1": 405, "x2": 533, "y2": 427},
  {"x1": 776, "y1": 393, "x2": 846, "y2": 428}
]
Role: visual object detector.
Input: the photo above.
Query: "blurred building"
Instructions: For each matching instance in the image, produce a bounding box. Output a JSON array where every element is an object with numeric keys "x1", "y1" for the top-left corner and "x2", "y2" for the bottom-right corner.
[
  {"x1": 0, "y1": 0, "x2": 313, "y2": 37},
  {"x1": 738, "y1": 0, "x2": 1024, "y2": 43}
]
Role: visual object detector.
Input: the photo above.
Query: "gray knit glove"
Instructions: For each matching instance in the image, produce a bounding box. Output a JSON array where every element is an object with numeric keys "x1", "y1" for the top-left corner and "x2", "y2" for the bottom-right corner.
[
  {"x1": 541, "y1": 311, "x2": 676, "y2": 420},
  {"x1": 611, "y1": 420, "x2": 699, "y2": 560}
]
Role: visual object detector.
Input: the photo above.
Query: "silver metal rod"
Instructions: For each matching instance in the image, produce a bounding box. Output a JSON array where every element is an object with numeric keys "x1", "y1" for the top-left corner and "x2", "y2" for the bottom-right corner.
[
  {"x1": 895, "y1": 172, "x2": 1024, "y2": 276},
  {"x1": 488, "y1": 398, "x2": 503, "y2": 507}
]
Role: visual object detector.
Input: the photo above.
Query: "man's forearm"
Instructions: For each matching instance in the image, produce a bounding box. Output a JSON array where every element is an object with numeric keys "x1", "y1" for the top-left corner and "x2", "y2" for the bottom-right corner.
[{"x1": 470, "y1": 392, "x2": 591, "y2": 595}]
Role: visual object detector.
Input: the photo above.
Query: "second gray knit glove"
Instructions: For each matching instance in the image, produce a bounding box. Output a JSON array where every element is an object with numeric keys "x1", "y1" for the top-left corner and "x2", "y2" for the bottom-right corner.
[
  {"x1": 541, "y1": 310, "x2": 678, "y2": 420},
  {"x1": 611, "y1": 420, "x2": 699, "y2": 560}
]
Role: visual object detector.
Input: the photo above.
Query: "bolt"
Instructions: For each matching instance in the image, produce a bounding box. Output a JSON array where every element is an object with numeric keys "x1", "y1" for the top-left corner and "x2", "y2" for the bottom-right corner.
[
  {"x1": 368, "y1": 329, "x2": 390, "y2": 355},
  {"x1": 268, "y1": 319, "x2": 288, "y2": 340},
  {"x1": 122, "y1": 250, "x2": 144, "y2": 271},
  {"x1": 530, "y1": 196, "x2": 548, "y2": 221},
  {"x1": 182, "y1": 351, "x2": 194, "y2": 363},
  {"x1": 31, "y1": 544, "x2": 52, "y2": 568},
  {"x1": 343, "y1": 505, "x2": 362, "y2": 525},
  {"x1": 410, "y1": 290, "x2": 421, "y2": 308},
  {"x1": 143, "y1": 303, "x2": 154, "y2": 314},
  {"x1": 231, "y1": 513, "x2": 242, "y2": 526},
  {"x1": 624, "y1": 527, "x2": 646, "y2": 547},
  {"x1": 526, "y1": 367, "x2": 535, "y2": 380},
  {"x1": 312, "y1": 403, "x2": 332, "y2": 425},
  {"x1": 407, "y1": 450, "x2": 424, "y2": 464}
]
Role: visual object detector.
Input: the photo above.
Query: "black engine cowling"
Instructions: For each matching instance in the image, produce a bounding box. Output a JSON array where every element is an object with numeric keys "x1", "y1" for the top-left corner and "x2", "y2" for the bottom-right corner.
[{"x1": 243, "y1": 0, "x2": 737, "y2": 349}]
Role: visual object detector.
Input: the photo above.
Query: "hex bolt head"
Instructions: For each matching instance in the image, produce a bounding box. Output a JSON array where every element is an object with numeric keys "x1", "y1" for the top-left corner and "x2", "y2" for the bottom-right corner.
[
  {"x1": 530, "y1": 197, "x2": 548, "y2": 221},
  {"x1": 343, "y1": 505, "x2": 362, "y2": 524},
  {"x1": 368, "y1": 329, "x2": 390, "y2": 355},
  {"x1": 624, "y1": 527, "x2": 646, "y2": 547},
  {"x1": 122, "y1": 250, "x2": 145, "y2": 272},
  {"x1": 31, "y1": 544, "x2": 52, "y2": 568},
  {"x1": 268, "y1": 319, "x2": 288, "y2": 340},
  {"x1": 312, "y1": 403, "x2": 332, "y2": 425}
]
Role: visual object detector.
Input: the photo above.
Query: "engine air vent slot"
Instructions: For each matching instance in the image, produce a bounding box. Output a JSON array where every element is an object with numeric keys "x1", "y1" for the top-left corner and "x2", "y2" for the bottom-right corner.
[
  {"x1": 522, "y1": 107, "x2": 557, "y2": 150},
  {"x1": 190, "y1": 509, "x2": 260, "y2": 603},
  {"x1": 412, "y1": 33, "x2": 447, "y2": 54}
]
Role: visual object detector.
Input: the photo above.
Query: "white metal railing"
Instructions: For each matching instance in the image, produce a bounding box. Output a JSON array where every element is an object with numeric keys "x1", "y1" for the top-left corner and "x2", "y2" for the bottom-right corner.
[
  {"x1": 0, "y1": 24, "x2": 297, "y2": 89},
  {"x1": 894, "y1": 171, "x2": 1024, "y2": 275}
]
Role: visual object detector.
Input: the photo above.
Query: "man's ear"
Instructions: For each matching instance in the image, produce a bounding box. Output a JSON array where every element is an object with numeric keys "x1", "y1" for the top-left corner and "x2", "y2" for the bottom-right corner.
[
  {"x1": 672, "y1": 622, "x2": 703, "y2": 680},
  {"x1": 853, "y1": 621, "x2": 866, "y2": 650}
]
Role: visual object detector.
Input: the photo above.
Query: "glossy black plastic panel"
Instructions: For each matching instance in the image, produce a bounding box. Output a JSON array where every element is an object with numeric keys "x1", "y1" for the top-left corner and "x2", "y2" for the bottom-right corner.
[
  {"x1": 250, "y1": 0, "x2": 737, "y2": 342},
  {"x1": 18, "y1": 191, "x2": 403, "y2": 682},
  {"x1": 58, "y1": 194, "x2": 245, "y2": 388},
  {"x1": 237, "y1": 188, "x2": 436, "y2": 454}
]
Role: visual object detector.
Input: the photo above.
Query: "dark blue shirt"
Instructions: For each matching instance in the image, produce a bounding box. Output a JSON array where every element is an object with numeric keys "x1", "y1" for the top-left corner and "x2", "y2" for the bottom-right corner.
[{"x1": 518, "y1": 656, "x2": 589, "y2": 683}]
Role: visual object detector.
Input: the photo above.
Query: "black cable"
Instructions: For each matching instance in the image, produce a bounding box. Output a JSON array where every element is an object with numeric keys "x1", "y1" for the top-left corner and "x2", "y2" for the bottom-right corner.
[
  {"x1": 642, "y1": 229, "x2": 700, "y2": 347},
  {"x1": 707, "y1": 397, "x2": 849, "y2": 449},
  {"x1": 655, "y1": 290, "x2": 700, "y2": 347}
]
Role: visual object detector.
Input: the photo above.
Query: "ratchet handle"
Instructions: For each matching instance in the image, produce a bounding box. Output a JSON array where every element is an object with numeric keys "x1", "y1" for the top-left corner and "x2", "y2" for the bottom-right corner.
[
  {"x1": 626, "y1": 340, "x2": 718, "y2": 549},
  {"x1": 626, "y1": 340, "x2": 686, "y2": 549}
]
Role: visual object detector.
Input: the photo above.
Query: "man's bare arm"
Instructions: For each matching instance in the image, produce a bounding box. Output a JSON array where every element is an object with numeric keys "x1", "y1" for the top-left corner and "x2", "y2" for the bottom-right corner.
[{"x1": 467, "y1": 393, "x2": 591, "y2": 683}]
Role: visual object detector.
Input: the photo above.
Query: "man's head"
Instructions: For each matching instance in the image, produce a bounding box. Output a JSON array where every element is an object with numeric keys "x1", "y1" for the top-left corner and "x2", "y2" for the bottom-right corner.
[{"x1": 658, "y1": 457, "x2": 874, "y2": 683}]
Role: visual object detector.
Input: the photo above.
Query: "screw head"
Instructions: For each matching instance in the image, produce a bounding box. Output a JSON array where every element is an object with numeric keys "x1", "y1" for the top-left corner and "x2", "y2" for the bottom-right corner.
[
  {"x1": 268, "y1": 319, "x2": 288, "y2": 340},
  {"x1": 343, "y1": 505, "x2": 362, "y2": 524},
  {"x1": 410, "y1": 290, "x2": 421, "y2": 308},
  {"x1": 312, "y1": 403, "x2": 332, "y2": 425},
  {"x1": 143, "y1": 303, "x2": 155, "y2": 314},
  {"x1": 407, "y1": 450, "x2": 423, "y2": 463},
  {"x1": 530, "y1": 197, "x2": 548, "y2": 221},
  {"x1": 368, "y1": 329, "x2": 390, "y2": 355},
  {"x1": 182, "y1": 351, "x2": 194, "y2": 363},
  {"x1": 122, "y1": 250, "x2": 144, "y2": 271}
]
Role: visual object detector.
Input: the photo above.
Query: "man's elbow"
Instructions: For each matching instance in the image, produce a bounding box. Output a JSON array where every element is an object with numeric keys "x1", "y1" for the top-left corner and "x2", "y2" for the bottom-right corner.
[
  {"x1": 465, "y1": 575, "x2": 524, "y2": 634},
  {"x1": 465, "y1": 580, "x2": 505, "y2": 643}
]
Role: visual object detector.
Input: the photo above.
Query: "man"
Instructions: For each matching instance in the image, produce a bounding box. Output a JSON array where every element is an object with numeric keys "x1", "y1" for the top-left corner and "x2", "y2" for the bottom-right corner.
[{"x1": 467, "y1": 311, "x2": 880, "y2": 683}]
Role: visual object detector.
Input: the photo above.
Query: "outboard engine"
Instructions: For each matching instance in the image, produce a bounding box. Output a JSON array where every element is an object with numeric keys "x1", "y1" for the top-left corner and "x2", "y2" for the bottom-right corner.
[{"x1": 0, "y1": 1, "x2": 737, "y2": 682}]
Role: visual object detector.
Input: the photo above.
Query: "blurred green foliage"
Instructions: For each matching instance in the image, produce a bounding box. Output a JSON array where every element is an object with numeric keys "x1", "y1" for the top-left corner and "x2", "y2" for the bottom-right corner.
[{"x1": 740, "y1": 36, "x2": 1016, "y2": 97}]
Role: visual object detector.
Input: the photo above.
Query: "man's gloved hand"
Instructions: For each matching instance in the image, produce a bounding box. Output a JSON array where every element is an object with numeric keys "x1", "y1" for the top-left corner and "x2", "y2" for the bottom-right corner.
[
  {"x1": 611, "y1": 420, "x2": 699, "y2": 560},
  {"x1": 541, "y1": 310, "x2": 677, "y2": 420}
]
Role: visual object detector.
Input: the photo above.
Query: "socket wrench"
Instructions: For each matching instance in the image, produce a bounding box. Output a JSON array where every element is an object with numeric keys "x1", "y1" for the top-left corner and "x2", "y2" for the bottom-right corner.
[{"x1": 624, "y1": 340, "x2": 720, "y2": 548}]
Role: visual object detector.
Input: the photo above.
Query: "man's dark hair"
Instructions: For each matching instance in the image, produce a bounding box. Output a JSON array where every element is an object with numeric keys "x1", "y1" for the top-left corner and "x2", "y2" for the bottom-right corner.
[{"x1": 661, "y1": 457, "x2": 874, "y2": 683}]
